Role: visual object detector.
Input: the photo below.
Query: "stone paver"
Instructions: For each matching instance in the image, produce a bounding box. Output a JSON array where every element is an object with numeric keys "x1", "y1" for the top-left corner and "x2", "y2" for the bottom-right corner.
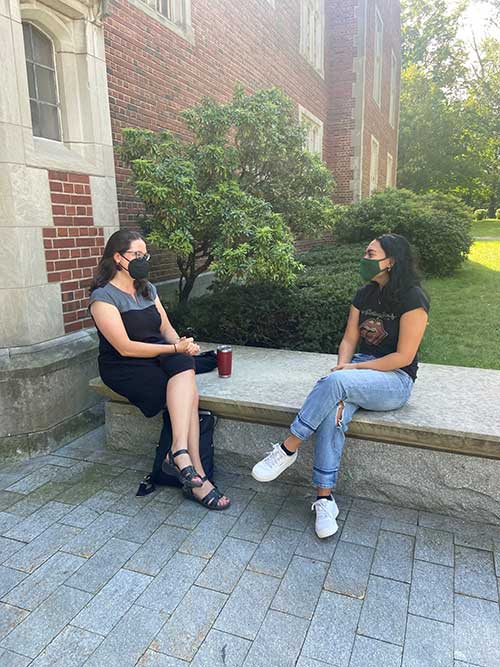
[{"x1": 0, "y1": 429, "x2": 499, "y2": 666}]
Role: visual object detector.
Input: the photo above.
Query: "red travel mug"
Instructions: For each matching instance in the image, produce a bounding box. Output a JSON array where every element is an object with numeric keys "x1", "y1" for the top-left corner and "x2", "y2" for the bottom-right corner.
[{"x1": 217, "y1": 345, "x2": 232, "y2": 378}]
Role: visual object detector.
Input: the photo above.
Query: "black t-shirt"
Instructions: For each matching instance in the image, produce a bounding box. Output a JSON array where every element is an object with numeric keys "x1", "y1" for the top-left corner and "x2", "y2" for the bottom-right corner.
[{"x1": 352, "y1": 282, "x2": 430, "y2": 380}]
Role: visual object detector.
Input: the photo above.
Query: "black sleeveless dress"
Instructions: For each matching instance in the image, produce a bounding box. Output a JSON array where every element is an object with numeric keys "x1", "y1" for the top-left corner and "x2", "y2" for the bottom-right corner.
[{"x1": 89, "y1": 281, "x2": 194, "y2": 417}]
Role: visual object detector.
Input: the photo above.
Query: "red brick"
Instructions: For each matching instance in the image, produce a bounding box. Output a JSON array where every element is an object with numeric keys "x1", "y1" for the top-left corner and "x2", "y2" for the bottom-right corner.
[
  {"x1": 61, "y1": 280, "x2": 80, "y2": 291},
  {"x1": 63, "y1": 183, "x2": 75, "y2": 193},
  {"x1": 51, "y1": 193, "x2": 72, "y2": 205},
  {"x1": 78, "y1": 257, "x2": 99, "y2": 268},
  {"x1": 43, "y1": 228, "x2": 57, "y2": 238},
  {"x1": 49, "y1": 182, "x2": 63, "y2": 193},
  {"x1": 54, "y1": 259, "x2": 77, "y2": 270},
  {"x1": 67, "y1": 173, "x2": 90, "y2": 184},
  {"x1": 43, "y1": 239, "x2": 52, "y2": 249},
  {"x1": 53, "y1": 238, "x2": 76, "y2": 248},
  {"x1": 48, "y1": 171, "x2": 68, "y2": 181},
  {"x1": 70, "y1": 195, "x2": 91, "y2": 205}
]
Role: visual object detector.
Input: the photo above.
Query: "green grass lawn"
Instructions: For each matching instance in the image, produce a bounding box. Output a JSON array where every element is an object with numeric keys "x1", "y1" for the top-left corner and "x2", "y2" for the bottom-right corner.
[
  {"x1": 471, "y1": 218, "x2": 500, "y2": 237},
  {"x1": 420, "y1": 240, "x2": 500, "y2": 369}
]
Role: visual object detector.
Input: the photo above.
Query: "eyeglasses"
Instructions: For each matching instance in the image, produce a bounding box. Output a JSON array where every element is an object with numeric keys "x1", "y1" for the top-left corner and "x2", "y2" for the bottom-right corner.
[{"x1": 122, "y1": 251, "x2": 151, "y2": 262}]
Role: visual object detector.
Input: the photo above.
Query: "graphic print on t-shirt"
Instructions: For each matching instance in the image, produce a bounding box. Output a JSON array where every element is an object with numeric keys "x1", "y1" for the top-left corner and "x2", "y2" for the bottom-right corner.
[{"x1": 359, "y1": 315, "x2": 388, "y2": 346}]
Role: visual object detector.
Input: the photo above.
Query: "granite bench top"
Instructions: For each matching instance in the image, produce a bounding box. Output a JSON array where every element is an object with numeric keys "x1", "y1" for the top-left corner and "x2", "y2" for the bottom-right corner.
[{"x1": 89, "y1": 344, "x2": 500, "y2": 460}]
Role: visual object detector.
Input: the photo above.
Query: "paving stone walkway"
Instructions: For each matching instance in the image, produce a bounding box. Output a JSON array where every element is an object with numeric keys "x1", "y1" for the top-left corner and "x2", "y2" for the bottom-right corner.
[{"x1": 0, "y1": 428, "x2": 499, "y2": 667}]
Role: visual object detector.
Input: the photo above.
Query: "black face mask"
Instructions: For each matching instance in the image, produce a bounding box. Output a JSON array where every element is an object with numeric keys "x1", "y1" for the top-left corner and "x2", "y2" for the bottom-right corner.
[{"x1": 120, "y1": 255, "x2": 150, "y2": 280}]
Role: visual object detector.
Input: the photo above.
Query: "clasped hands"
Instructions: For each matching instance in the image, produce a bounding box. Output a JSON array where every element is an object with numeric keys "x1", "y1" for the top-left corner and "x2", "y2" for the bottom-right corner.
[{"x1": 175, "y1": 336, "x2": 200, "y2": 356}]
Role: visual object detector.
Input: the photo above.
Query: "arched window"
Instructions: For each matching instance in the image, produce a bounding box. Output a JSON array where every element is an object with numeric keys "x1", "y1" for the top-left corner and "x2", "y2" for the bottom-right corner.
[{"x1": 22, "y1": 22, "x2": 61, "y2": 141}]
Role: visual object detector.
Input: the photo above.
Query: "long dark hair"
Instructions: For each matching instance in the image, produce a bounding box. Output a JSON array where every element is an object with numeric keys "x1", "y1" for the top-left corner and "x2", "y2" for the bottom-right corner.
[
  {"x1": 376, "y1": 233, "x2": 427, "y2": 309},
  {"x1": 90, "y1": 229, "x2": 151, "y2": 298}
]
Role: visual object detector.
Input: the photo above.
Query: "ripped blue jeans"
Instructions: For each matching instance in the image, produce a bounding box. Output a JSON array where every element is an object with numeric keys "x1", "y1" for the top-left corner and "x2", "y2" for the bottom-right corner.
[{"x1": 289, "y1": 354, "x2": 414, "y2": 489}]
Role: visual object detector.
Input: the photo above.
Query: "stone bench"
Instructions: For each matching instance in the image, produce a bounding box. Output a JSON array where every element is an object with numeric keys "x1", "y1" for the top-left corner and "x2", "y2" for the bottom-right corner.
[{"x1": 90, "y1": 344, "x2": 500, "y2": 524}]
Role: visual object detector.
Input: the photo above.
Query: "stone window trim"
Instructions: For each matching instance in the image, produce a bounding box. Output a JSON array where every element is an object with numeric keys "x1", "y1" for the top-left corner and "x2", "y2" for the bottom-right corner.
[
  {"x1": 299, "y1": 105, "x2": 324, "y2": 159},
  {"x1": 373, "y1": 6, "x2": 383, "y2": 108},
  {"x1": 300, "y1": 0, "x2": 325, "y2": 78},
  {"x1": 389, "y1": 49, "x2": 398, "y2": 128},
  {"x1": 20, "y1": 3, "x2": 115, "y2": 178},
  {"x1": 369, "y1": 134, "x2": 379, "y2": 195},
  {"x1": 128, "y1": 0, "x2": 194, "y2": 44},
  {"x1": 386, "y1": 152, "x2": 393, "y2": 188}
]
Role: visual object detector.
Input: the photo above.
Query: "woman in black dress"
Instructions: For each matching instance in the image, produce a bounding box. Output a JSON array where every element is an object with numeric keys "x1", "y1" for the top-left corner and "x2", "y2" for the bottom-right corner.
[{"x1": 89, "y1": 229, "x2": 230, "y2": 510}]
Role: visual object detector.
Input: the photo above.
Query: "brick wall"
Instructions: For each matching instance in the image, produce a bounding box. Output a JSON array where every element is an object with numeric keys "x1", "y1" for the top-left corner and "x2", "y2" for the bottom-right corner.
[
  {"x1": 361, "y1": 0, "x2": 401, "y2": 197},
  {"x1": 43, "y1": 171, "x2": 105, "y2": 333}
]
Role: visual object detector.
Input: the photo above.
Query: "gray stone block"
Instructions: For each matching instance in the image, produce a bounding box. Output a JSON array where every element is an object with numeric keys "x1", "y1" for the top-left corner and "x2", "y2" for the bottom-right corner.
[
  {"x1": 3, "y1": 551, "x2": 85, "y2": 611},
  {"x1": 124, "y1": 525, "x2": 190, "y2": 577},
  {"x1": 0, "y1": 603, "x2": 30, "y2": 641},
  {"x1": 153, "y1": 586, "x2": 227, "y2": 661},
  {"x1": 295, "y1": 521, "x2": 343, "y2": 563},
  {"x1": 29, "y1": 625, "x2": 103, "y2": 667},
  {"x1": 0, "y1": 492, "x2": 24, "y2": 512},
  {"x1": 0, "y1": 567, "x2": 27, "y2": 599},
  {"x1": 4, "y1": 523, "x2": 80, "y2": 573},
  {"x1": 229, "y1": 494, "x2": 284, "y2": 543},
  {"x1": 381, "y1": 518, "x2": 418, "y2": 536},
  {"x1": 221, "y1": 486, "x2": 255, "y2": 518},
  {"x1": 66, "y1": 538, "x2": 140, "y2": 594},
  {"x1": 136, "y1": 652, "x2": 187, "y2": 667},
  {"x1": 214, "y1": 571, "x2": 280, "y2": 640},
  {"x1": 0, "y1": 585, "x2": 92, "y2": 659},
  {"x1": 116, "y1": 502, "x2": 174, "y2": 544},
  {"x1": 195, "y1": 536, "x2": 257, "y2": 594},
  {"x1": 179, "y1": 511, "x2": 236, "y2": 560},
  {"x1": 71, "y1": 569, "x2": 152, "y2": 636},
  {"x1": 62, "y1": 511, "x2": 130, "y2": 559},
  {"x1": 351, "y1": 498, "x2": 418, "y2": 524},
  {"x1": 163, "y1": 498, "x2": 208, "y2": 530},
  {"x1": 58, "y1": 505, "x2": 101, "y2": 529},
  {"x1": 108, "y1": 489, "x2": 159, "y2": 517},
  {"x1": 191, "y1": 629, "x2": 251, "y2": 667},
  {"x1": 81, "y1": 490, "x2": 123, "y2": 515},
  {"x1": 271, "y1": 555, "x2": 327, "y2": 619},
  {"x1": 349, "y1": 635, "x2": 403, "y2": 667},
  {"x1": 295, "y1": 659, "x2": 331, "y2": 667},
  {"x1": 0, "y1": 511, "x2": 19, "y2": 535},
  {"x1": 409, "y1": 560, "x2": 454, "y2": 624},
  {"x1": 5, "y1": 466, "x2": 62, "y2": 495},
  {"x1": 415, "y1": 527, "x2": 454, "y2": 567},
  {"x1": 0, "y1": 649, "x2": 32, "y2": 667},
  {"x1": 454, "y1": 546, "x2": 498, "y2": 602},
  {"x1": 357, "y1": 575, "x2": 410, "y2": 645},
  {"x1": 4, "y1": 501, "x2": 70, "y2": 543},
  {"x1": 454, "y1": 594, "x2": 500, "y2": 666},
  {"x1": 301, "y1": 590, "x2": 362, "y2": 666},
  {"x1": 243, "y1": 609, "x2": 309, "y2": 667},
  {"x1": 83, "y1": 604, "x2": 167, "y2": 667},
  {"x1": 272, "y1": 494, "x2": 313, "y2": 532},
  {"x1": 247, "y1": 525, "x2": 302, "y2": 578},
  {"x1": 371, "y1": 531, "x2": 414, "y2": 583},
  {"x1": 324, "y1": 540, "x2": 373, "y2": 599},
  {"x1": 402, "y1": 614, "x2": 453, "y2": 667},
  {"x1": 137, "y1": 551, "x2": 207, "y2": 615},
  {"x1": 0, "y1": 537, "x2": 27, "y2": 566},
  {"x1": 340, "y1": 510, "x2": 381, "y2": 548}
]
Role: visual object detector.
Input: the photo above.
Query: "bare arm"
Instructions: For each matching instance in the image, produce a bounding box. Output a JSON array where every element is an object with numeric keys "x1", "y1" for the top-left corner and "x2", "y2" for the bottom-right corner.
[
  {"x1": 350, "y1": 308, "x2": 428, "y2": 372},
  {"x1": 334, "y1": 305, "x2": 361, "y2": 368},
  {"x1": 90, "y1": 301, "x2": 193, "y2": 358}
]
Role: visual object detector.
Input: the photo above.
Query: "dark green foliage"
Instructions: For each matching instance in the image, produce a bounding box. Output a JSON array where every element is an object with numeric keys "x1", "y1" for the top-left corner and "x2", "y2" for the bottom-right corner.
[
  {"x1": 169, "y1": 244, "x2": 364, "y2": 354},
  {"x1": 334, "y1": 189, "x2": 472, "y2": 277}
]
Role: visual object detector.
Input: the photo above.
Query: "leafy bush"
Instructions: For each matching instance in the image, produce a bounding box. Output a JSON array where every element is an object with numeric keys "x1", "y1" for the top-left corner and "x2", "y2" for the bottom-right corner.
[
  {"x1": 496, "y1": 209, "x2": 500, "y2": 220},
  {"x1": 334, "y1": 189, "x2": 472, "y2": 277},
  {"x1": 474, "y1": 208, "x2": 488, "y2": 220},
  {"x1": 169, "y1": 244, "x2": 364, "y2": 353}
]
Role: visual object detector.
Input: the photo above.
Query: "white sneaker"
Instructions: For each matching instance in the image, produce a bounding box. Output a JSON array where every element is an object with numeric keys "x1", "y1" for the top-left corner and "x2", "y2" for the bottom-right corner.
[
  {"x1": 312, "y1": 497, "x2": 339, "y2": 539},
  {"x1": 251, "y1": 443, "x2": 298, "y2": 482}
]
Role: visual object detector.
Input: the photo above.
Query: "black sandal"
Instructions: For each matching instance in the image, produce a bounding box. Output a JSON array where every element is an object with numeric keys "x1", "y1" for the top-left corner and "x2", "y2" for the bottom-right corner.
[
  {"x1": 163, "y1": 448, "x2": 203, "y2": 488},
  {"x1": 183, "y1": 476, "x2": 231, "y2": 511}
]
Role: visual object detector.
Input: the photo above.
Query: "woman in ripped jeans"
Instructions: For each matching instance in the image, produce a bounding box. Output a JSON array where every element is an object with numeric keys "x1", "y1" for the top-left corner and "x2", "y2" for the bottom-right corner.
[{"x1": 252, "y1": 234, "x2": 429, "y2": 538}]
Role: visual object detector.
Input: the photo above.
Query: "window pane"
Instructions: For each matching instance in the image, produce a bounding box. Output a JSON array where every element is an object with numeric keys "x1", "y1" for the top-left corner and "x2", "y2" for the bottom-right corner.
[
  {"x1": 38, "y1": 104, "x2": 61, "y2": 141},
  {"x1": 23, "y1": 23, "x2": 33, "y2": 60},
  {"x1": 35, "y1": 65, "x2": 58, "y2": 104},
  {"x1": 26, "y1": 62, "x2": 36, "y2": 99},
  {"x1": 32, "y1": 27, "x2": 54, "y2": 68},
  {"x1": 30, "y1": 100, "x2": 40, "y2": 136}
]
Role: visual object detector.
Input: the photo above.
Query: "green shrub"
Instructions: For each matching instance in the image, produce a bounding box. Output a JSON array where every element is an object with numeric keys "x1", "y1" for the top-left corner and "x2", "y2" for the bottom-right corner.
[
  {"x1": 334, "y1": 189, "x2": 472, "y2": 277},
  {"x1": 170, "y1": 243, "x2": 364, "y2": 353},
  {"x1": 474, "y1": 208, "x2": 488, "y2": 220},
  {"x1": 496, "y1": 209, "x2": 500, "y2": 220}
]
